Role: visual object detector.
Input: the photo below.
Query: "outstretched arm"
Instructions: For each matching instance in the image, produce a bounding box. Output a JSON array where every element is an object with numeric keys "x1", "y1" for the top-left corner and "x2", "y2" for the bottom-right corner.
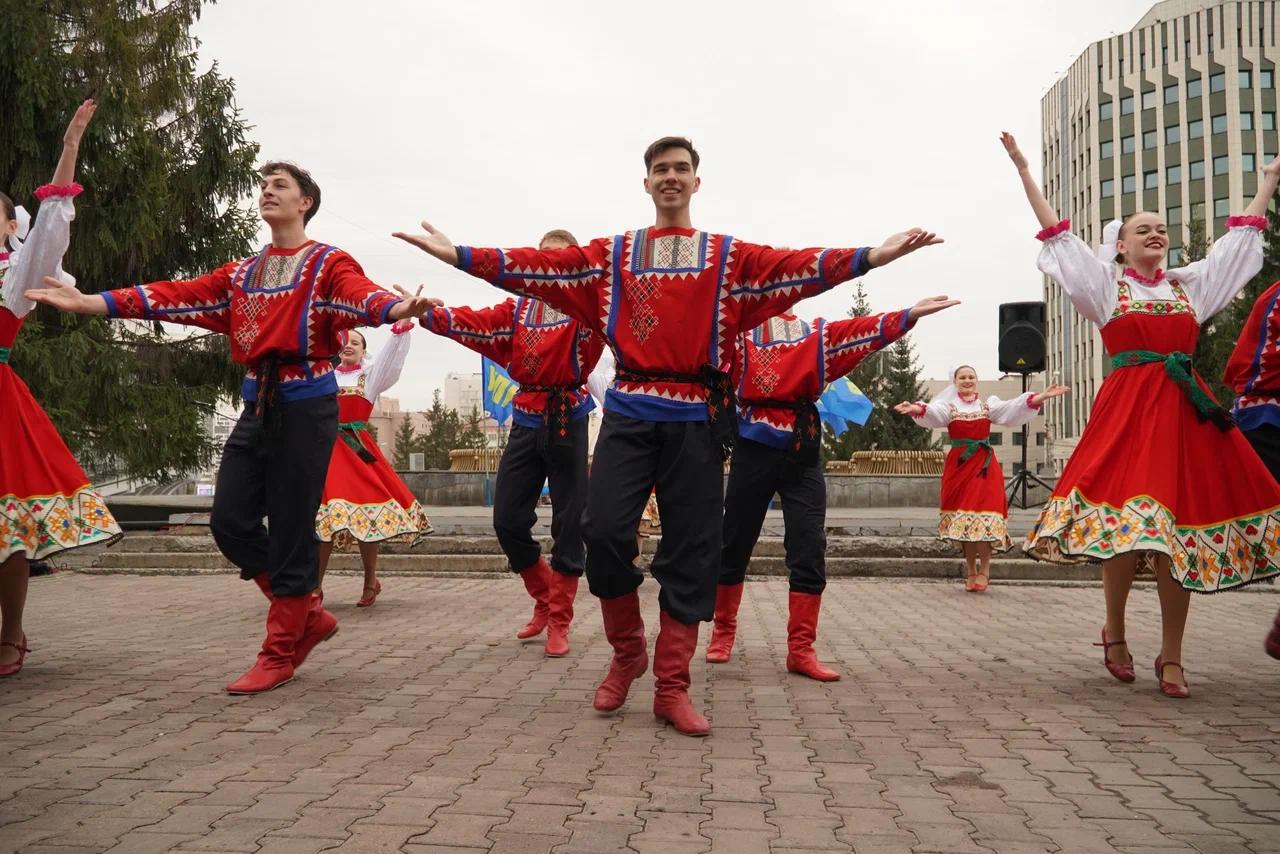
[
  {"x1": 1244, "y1": 155, "x2": 1280, "y2": 218},
  {"x1": 1001, "y1": 132, "x2": 1059, "y2": 229},
  {"x1": 893, "y1": 399, "x2": 950, "y2": 429},
  {"x1": 421, "y1": 298, "x2": 517, "y2": 365},
  {"x1": 361, "y1": 318, "x2": 417, "y2": 402},
  {"x1": 734, "y1": 228, "x2": 943, "y2": 331},
  {"x1": 822, "y1": 296, "x2": 960, "y2": 380},
  {"x1": 395, "y1": 221, "x2": 607, "y2": 328},
  {"x1": 988, "y1": 385, "x2": 1068, "y2": 427}
]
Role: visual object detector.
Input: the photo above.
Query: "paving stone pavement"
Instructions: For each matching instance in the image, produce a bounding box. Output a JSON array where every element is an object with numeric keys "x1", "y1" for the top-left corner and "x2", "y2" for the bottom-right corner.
[{"x1": 1, "y1": 572, "x2": 1278, "y2": 854}]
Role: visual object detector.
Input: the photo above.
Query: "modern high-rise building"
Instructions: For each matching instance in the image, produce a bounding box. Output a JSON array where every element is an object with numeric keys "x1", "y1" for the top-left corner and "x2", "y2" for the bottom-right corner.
[{"x1": 1040, "y1": 0, "x2": 1279, "y2": 466}]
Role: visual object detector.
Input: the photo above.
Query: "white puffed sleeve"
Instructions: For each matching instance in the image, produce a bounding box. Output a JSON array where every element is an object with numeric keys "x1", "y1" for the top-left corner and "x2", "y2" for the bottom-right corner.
[
  {"x1": 911, "y1": 399, "x2": 952, "y2": 429},
  {"x1": 987, "y1": 393, "x2": 1041, "y2": 428},
  {"x1": 588, "y1": 347, "x2": 615, "y2": 410},
  {"x1": 2, "y1": 191, "x2": 78, "y2": 320},
  {"x1": 1169, "y1": 217, "x2": 1266, "y2": 322},
  {"x1": 361, "y1": 321, "x2": 414, "y2": 403},
  {"x1": 1034, "y1": 220, "x2": 1117, "y2": 327}
]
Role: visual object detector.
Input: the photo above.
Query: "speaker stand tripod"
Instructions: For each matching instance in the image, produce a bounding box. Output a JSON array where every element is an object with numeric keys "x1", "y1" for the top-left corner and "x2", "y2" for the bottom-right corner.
[{"x1": 1006, "y1": 372, "x2": 1053, "y2": 509}]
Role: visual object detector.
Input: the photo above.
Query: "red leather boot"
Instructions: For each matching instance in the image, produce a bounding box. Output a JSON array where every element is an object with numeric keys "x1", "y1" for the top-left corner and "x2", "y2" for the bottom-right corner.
[
  {"x1": 544, "y1": 570, "x2": 578, "y2": 658},
  {"x1": 225, "y1": 594, "x2": 310, "y2": 694},
  {"x1": 652, "y1": 610, "x2": 710, "y2": 736},
  {"x1": 1266, "y1": 609, "x2": 1280, "y2": 661},
  {"x1": 592, "y1": 591, "x2": 648, "y2": 712},
  {"x1": 785, "y1": 591, "x2": 840, "y2": 682},
  {"x1": 249, "y1": 575, "x2": 338, "y2": 668},
  {"x1": 705, "y1": 582, "x2": 744, "y2": 663},
  {"x1": 516, "y1": 558, "x2": 552, "y2": 639}
]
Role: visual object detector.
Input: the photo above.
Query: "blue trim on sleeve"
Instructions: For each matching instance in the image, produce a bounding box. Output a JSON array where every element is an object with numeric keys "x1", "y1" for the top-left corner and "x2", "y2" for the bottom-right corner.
[
  {"x1": 378, "y1": 297, "x2": 402, "y2": 326},
  {"x1": 852, "y1": 247, "x2": 871, "y2": 277},
  {"x1": 102, "y1": 291, "x2": 120, "y2": 318},
  {"x1": 457, "y1": 246, "x2": 473, "y2": 272}
]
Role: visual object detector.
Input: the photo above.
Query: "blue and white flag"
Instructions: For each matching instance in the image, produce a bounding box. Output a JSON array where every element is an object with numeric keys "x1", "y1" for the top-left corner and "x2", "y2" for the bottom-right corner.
[
  {"x1": 481, "y1": 356, "x2": 517, "y2": 427},
  {"x1": 816, "y1": 377, "x2": 874, "y2": 435}
]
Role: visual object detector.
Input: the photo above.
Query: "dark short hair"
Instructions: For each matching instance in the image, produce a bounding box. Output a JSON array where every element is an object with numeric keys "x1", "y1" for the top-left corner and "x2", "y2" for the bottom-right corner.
[
  {"x1": 260, "y1": 161, "x2": 321, "y2": 225},
  {"x1": 539, "y1": 228, "x2": 578, "y2": 246},
  {"x1": 643, "y1": 136, "x2": 699, "y2": 173}
]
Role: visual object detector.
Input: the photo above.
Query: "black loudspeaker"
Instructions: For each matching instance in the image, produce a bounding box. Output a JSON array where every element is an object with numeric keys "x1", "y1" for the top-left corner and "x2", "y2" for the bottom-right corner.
[{"x1": 998, "y1": 302, "x2": 1046, "y2": 374}]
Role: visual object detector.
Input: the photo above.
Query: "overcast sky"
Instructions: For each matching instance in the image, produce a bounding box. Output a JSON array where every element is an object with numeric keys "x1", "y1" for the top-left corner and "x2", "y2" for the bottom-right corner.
[{"x1": 191, "y1": 0, "x2": 1157, "y2": 410}]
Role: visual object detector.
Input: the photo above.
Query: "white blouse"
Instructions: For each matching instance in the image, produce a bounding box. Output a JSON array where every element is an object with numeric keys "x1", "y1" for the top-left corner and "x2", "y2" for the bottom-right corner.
[
  {"x1": 1036, "y1": 220, "x2": 1264, "y2": 328},
  {"x1": 587, "y1": 347, "x2": 616, "y2": 410},
  {"x1": 912, "y1": 392, "x2": 1041, "y2": 430},
  {"x1": 0, "y1": 194, "x2": 77, "y2": 320},
  {"x1": 336, "y1": 323, "x2": 413, "y2": 404}
]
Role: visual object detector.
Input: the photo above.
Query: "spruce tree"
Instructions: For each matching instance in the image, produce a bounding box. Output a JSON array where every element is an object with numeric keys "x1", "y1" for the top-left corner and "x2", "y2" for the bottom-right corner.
[
  {"x1": 393, "y1": 417, "x2": 418, "y2": 469},
  {"x1": 3, "y1": 0, "x2": 259, "y2": 482}
]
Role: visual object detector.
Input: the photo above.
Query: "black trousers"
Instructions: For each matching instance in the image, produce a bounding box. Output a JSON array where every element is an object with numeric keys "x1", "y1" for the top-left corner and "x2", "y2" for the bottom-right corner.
[
  {"x1": 493, "y1": 419, "x2": 588, "y2": 577},
  {"x1": 1243, "y1": 424, "x2": 1280, "y2": 484},
  {"x1": 583, "y1": 411, "x2": 724, "y2": 624},
  {"x1": 211, "y1": 395, "x2": 338, "y2": 598},
  {"x1": 720, "y1": 437, "x2": 827, "y2": 594}
]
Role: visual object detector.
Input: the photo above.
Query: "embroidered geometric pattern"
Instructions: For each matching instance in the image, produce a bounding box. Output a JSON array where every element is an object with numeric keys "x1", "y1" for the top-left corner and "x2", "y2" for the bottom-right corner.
[
  {"x1": 1024, "y1": 489, "x2": 1280, "y2": 592},
  {"x1": 938, "y1": 510, "x2": 1012, "y2": 552},
  {"x1": 1, "y1": 485, "x2": 123, "y2": 563},
  {"x1": 1112, "y1": 279, "x2": 1194, "y2": 320},
  {"x1": 948, "y1": 401, "x2": 991, "y2": 422},
  {"x1": 626, "y1": 276, "x2": 663, "y2": 343},
  {"x1": 315, "y1": 496, "x2": 432, "y2": 544}
]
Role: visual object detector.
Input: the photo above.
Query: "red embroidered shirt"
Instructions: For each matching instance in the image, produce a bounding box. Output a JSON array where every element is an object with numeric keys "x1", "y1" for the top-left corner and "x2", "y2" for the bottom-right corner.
[
  {"x1": 1224, "y1": 279, "x2": 1280, "y2": 431},
  {"x1": 424, "y1": 296, "x2": 604, "y2": 428},
  {"x1": 102, "y1": 241, "x2": 402, "y2": 401},
  {"x1": 736, "y1": 310, "x2": 913, "y2": 448},
  {"x1": 456, "y1": 227, "x2": 872, "y2": 422}
]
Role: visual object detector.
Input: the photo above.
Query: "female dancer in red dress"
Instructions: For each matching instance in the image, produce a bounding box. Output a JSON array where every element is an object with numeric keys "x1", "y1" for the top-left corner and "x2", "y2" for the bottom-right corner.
[
  {"x1": 1004, "y1": 132, "x2": 1280, "y2": 698},
  {"x1": 1, "y1": 101, "x2": 122, "y2": 676},
  {"x1": 315, "y1": 323, "x2": 432, "y2": 606},
  {"x1": 895, "y1": 367, "x2": 1067, "y2": 592}
]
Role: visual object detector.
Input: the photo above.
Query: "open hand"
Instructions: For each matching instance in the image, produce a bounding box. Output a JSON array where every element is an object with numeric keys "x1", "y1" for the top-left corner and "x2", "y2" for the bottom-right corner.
[
  {"x1": 1263, "y1": 153, "x2": 1280, "y2": 181},
  {"x1": 867, "y1": 228, "x2": 943, "y2": 267},
  {"x1": 26, "y1": 275, "x2": 99, "y2": 314},
  {"x1": 390, "y1": 282, "x2": 442, "y2": 321},
  {"x1": 908, "y1": 295, "x2": 961, "y2": 320},
  {"x1": 1000, "y1": 132, "x2": 1029, "y2": 171},
  {"x1": 1031, "y1": 384, "x2": 1070, "y2": 405},
  {"x1": 893, "y1": 401, "x2": 925, "y2": 417},
  {"x1": 64, "y1": 99, "x2": 97, "y2": 149},
  {"x1": 393, "y1": 221, "x2": 458, "y2": 265}
]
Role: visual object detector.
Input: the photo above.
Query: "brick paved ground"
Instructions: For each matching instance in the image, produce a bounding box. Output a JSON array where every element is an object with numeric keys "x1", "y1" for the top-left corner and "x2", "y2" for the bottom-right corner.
[{"x1": 2, "y1": 573, "x2": 1278, "y2": 853}]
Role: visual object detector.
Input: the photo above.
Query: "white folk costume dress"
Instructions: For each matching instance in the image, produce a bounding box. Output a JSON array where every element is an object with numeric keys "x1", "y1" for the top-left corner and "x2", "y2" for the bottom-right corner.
[
  {"x1": 314, "y1": 323, "x2": 431, "y2": 544},
  {"x1": 913, "y1": 389, "x2": 1040, "y2": 551},
  {"x1": 0, "y1": 184, "x2": 121, "y2": 563},
  {"x1": 1025, "y1": 217, "x2": 1280, "y2": 592}
]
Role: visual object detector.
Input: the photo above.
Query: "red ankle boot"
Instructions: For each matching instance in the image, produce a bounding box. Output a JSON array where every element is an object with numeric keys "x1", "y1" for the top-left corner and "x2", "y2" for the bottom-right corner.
[
  {"x1": 1266, "y1": 609, "x2": 1280, "y2": 661},
  {"x1": 544, "y1": 570, "x2": 578, "y2": 658},
  {"x1": 785, "y1": 591, "x2": 840, "y2": 682},
  {"x1": 705, "y1": 583, "x2": 744, "y2": 663},
  {"x1": 592, "y1": 591, "x2": 648, "y2": 712},
  {"x1": 652, "y1": 610, "x2": 710, "y2": 736},
  {"x1": 249, "y1": 575, "x2": 338, "y2": 668},
  {"x1": 516, "y1": 558, "x2": 552, "y2": 639},
  {"x1": 226, "y1": 594, "x2": 310, "y2": 694}
]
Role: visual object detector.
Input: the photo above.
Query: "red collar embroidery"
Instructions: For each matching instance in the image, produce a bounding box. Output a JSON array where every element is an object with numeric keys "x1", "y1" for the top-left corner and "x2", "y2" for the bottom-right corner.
[
  {"x1": 335, "y1": 363, "x2": 363, "y2": 373},
  {"x1": 1123, "y1": 267, "x2": 1165, "y2": 285}
]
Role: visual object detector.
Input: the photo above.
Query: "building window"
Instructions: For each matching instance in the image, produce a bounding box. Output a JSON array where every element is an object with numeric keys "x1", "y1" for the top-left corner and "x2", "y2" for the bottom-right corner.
[
  {"x1": 1213, "y1": 155, "x2": 1230, "y2": 175},
  {"x1": 1189, "y1": 119, "x2": 1204, "y2": 138},
  {"x1": 1212, "y1": 114, "x2": 1228, "y2": 134},
  {"x1": 1121, "y1": 95, "x2": 1135, "y2": 115},
  {"x1": 1262, "y1": 69, "x2": 1275, "y2": 88},
  {"x1": 990, "y1": 433, "x2": 1004, "y2": 446},
  {"x1": 1190, "y1": 160, "x2": 1205, "y2": 179},
  {"x1": 1013, "y1": 432, "x2": 1025, "y2": 446},
  {"x1": 1240, "y1": 69, "x2": 1253, "y2": 89},
  {"x1": 1143, "y1": 129, "x2": 1158, "y2": 149},
  {"x1": 1210, "y1": 72, "x2": 1226, "y2": 92},
  {"x1": 1167, "y1": 205, "x2": 1182, "y2": 225},
  {"x1": 1214, "y1": 197, "x2": 1231, "y2": 218},
  {"x1": 1243, "y1": 153, "x2": 1256, "y2": 172},
  {"x1": 1242, "y1": 111, "x2": 1255, "y2": 130},
  {"x1": 1264, "y1": 112, "x2": 1277, "y2": 131},
  {"x1": 1035, "y1": 432, "x2": 1047, "y2": 447},
  {"x1": 1168, "y1": 246, "x2": 1183, "y2": 265},
  {"x1": 1102, "y1": 179, "x2": 1115, "y2": 197},
  {"x1": 1164, "y1": 83, "x2": 1179, "y2": 103},
  {"x1": 1100, "y1": 140, "x2": 1114, "y2": 158},
  {"x1": 1123, "y1": 174, "x2": 1136, "y2": 193},
  {"x1": 1144, "y1": 170, "x2": 1159, "y2": 189},
  {"x1": 1142, "y1": 90, "x2": 1159, "y2": 109},
  {"x1": 1192, "y1": 201, "x2": 1206, "y2": 221},
  {"x1": 1187, "y1": 77, "x2": 1203, "y2": 98},
  {"x1": 1122, "y1": 135, "x2": 1136, "y2": 154},
  {"x1": 1165, "y1": 125, "x2": 1180, "y2": 144},
  {"x1": 1100, "y1": 100, "x2": 1114, "y2": 120}
]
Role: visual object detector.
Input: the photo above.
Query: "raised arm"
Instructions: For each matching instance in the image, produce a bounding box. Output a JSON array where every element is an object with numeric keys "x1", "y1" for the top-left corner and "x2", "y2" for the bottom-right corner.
[
  {"x1": 821, "y1": 296, "x2": 959, "y2": 380},
  {"x1": 421, "y1": 298, "x2": 517, "y2": 365},
  {"x1": 360, "y1": 319, "x2": 416, "y2": 402},
  {"x1": 395, "y1": 221, "x2": 607, "y2": 329},
  {"x1": 893, "y1": 399, "x2": 950, "y2": 429},
  {"x1": 732, "y1": 228, "x2": 942, "y2": 330},
  {"x1": 1001, "y1": 131, "x2": 1059, "y2": 230},
  {"x1": 986, "y1": 385, "x2": 1062, "y2": 428}
]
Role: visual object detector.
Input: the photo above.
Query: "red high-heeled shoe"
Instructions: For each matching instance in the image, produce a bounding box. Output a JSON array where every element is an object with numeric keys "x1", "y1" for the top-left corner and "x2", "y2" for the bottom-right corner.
[
  {"x1": 0, "y1": 634, "x2": 31, "y2": 677},
  {"x1": 1093, "y1": 627, "x2": 1135, "y2": 683},
  {"x1": 357, "y1": 580, "x2": 382, "y2": 608},
  {"x1": 1154, "y1": 657, "x2": 1190, "y2": 699}
]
